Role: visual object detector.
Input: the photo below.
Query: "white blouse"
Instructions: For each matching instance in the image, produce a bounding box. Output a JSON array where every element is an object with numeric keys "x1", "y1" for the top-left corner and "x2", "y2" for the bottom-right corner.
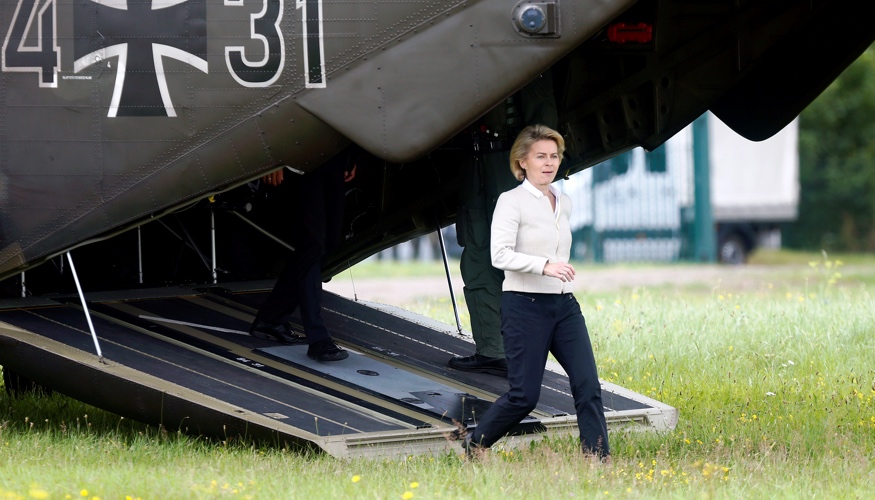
[{"x1": 491, "y1": 179, "x2": 573, "y2": 294}]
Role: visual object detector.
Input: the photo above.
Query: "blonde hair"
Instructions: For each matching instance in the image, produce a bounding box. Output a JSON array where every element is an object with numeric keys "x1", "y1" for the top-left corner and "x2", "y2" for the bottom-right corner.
[{"x1": 509, "y1": 124, "x2": 565, "y2": 181}]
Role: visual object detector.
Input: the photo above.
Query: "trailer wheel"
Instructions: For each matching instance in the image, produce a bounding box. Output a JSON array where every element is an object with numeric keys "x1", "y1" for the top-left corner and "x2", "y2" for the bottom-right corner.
[{"x1": 718, "y1": 234, "x2": 747, "y2": 265}]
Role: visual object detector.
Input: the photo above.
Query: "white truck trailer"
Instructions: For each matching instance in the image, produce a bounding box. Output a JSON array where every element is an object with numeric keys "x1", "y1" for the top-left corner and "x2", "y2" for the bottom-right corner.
[{"x1": 565, "y1": 112, "x2": 799, "y2": 264}]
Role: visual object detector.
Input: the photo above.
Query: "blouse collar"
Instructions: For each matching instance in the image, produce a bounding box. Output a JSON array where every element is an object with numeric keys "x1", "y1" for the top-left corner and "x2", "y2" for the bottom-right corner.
[
  {"x1": 521, "y1": 178, "x2": 560, "y2": 198},
  {"x1": 521, "y1": 179, "x2": 561, "y2": 218}
]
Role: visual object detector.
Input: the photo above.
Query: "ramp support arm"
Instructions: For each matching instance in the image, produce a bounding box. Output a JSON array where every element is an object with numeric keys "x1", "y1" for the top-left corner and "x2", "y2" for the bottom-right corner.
[
  {"x1": 66, "y1": 252, "x2": 103, "y2": 359},
  {"x1": 436, "y1": 223, "x2": 464, "y2": 336}
]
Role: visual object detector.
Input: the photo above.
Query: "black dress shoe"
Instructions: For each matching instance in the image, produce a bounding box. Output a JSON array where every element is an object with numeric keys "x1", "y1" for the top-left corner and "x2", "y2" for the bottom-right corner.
[
  {"x1": 447, "y1": 354, "x2": 508, "y2": 376},
  {"x1": 249, "y1": 320, "x2": 306, "y2": 345},
  {"x1": 307, "y1": 338, "x2": 349, "y2": 361},
  {"x1": 462, "y1": 430, "x2": 486, "y2": 458}
]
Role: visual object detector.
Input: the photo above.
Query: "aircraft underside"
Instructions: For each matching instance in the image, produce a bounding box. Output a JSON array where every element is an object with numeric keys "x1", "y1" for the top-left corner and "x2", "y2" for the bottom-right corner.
[{"x1": 1, "y1": 0, "x2": 873, "y2": 281}]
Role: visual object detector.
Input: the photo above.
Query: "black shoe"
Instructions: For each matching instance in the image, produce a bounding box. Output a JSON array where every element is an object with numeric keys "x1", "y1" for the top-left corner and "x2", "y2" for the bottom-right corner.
[
  {"x1": 249, "y1": 320, "x2": 306, "y2": 345},
  {"x1": 307, "y1": 339, "x2": 349, "y2": 362},
  {"x1": 448, "y1": 354, "x2": 508, "y2": 376},
  {"x1": 462, "y1": 431, "x2": 486, "y2": 458}
]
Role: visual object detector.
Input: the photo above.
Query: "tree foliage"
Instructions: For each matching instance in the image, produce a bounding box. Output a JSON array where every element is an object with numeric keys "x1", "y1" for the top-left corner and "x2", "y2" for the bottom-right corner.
[{"x1": 787, "y1": 45, "x2": 875, "y2": 251}]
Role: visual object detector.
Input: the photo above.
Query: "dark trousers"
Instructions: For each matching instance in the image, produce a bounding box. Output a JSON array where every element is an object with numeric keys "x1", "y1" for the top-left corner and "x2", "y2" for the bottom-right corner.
[
  {"x1": 471, "y1": 292, "x2": 610, "y2": 456},
  {"x1": 254, "y1": 154, "x2": 348, "y2": 344},
  {"x1": 256, "y1": 257, "x2": 330, "y2": 343}
]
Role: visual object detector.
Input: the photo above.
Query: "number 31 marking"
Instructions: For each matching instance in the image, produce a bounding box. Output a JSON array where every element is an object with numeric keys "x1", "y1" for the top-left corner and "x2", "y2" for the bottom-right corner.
[
  {"x1": 225, "y1": 0, "x2": 325, "y2": 89},
  {"x1": 2, "y1": 0, "x2": 60, "y2": 88}
]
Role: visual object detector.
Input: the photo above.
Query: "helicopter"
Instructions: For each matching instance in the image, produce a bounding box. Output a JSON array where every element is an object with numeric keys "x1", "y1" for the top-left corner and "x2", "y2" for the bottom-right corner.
[{"x1": 0, "y1": 0, "x2": 870, "y2": 457}]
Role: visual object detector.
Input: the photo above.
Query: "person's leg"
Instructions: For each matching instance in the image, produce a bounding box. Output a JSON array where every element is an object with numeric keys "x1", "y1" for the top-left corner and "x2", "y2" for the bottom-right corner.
[
  {"x1": 469, "y1": 292, "x2": 552, "y2": 448},
  {"x1": 253, "y1": 257, "x2": 299, "y2": 325},
  {"x1": 550, "y1": 294, "x2": 609, "y2": 457},
  {"x1": 249, "y1": 254, "x2": 306, "y2": 344},
  {"x1": 252, "y1": 150, "x2": 353, "y2": 350},
  {"x1": 457, "y1": 152, "x2": 505, "y2": 360},
  {"x1": 298, "y1": 258, "x2": 347, "y2": 361},
  {"x1": 451, "y1": 172, "x2": 506, "y2": 373},
  {"x1": 457, "y1": 244, "x2": 504, "y2": 358},
  {"x1": 450, "y1": 283, "x2": 507, "y2": 375},
  {"x1": 472, "y1": 149, "x2": 517, "y2": 359},
  {"x1": 251, "y1": 167, "x2": 321, "y2": 344},
  {"x1": 297, "y1": 259, "x2": 329, "y2": 343},
  {"x1": 463, "y1": 277, "x2": 504, "y2": 358},
  {"x1": 452, "y1": 262, "x2": 506, "y2": 372}
]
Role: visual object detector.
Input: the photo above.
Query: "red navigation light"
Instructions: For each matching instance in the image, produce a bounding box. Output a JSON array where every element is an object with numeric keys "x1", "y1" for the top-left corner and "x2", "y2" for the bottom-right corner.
[{"x1": 606, "y1": 22, "x2": 653, "y2": 44}]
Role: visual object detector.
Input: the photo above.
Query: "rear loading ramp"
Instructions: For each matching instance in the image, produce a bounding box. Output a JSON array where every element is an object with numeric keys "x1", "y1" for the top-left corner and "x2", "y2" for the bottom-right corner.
[{"x1": 0, "y1": 284, "x2": 677, "y2": 458}]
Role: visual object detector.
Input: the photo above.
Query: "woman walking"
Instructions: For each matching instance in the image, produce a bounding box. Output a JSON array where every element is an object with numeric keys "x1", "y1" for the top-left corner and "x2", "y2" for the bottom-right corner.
[{"x1": 464, "y1": 124, "x2": 610, "y2": 459}]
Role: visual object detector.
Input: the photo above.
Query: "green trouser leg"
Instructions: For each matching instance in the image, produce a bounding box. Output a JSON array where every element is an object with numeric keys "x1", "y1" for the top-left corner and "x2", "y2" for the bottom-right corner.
[
  {"x1": 458, "y1": 151, "x2": 515, "y2": 360},
  {"x1": 461, "y1": 262, "x2": 505, "y2": 359}
]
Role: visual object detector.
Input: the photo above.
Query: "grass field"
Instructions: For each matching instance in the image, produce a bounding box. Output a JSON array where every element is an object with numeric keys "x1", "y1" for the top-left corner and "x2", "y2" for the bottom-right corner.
[{"x1": 1, "y1": 251, "x2": 874, "y2": 498}]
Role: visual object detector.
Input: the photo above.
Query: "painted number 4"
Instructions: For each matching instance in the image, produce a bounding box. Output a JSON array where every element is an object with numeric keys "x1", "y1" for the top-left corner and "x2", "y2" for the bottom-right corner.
[{"x1": 2, "y1": 0, "x2": 60, "y2": 88}]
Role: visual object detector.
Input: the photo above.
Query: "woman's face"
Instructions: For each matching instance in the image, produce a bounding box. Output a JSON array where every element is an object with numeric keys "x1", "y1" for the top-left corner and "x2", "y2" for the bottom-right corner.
[{"x1": 521, "y1": 139, "x2": 560, "y2": 187}]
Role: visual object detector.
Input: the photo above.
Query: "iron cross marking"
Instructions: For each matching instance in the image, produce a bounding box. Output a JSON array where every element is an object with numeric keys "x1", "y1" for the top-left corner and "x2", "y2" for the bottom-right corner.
[{"x1": 73, "y1": 0, "x2": 208, "y2": 117}]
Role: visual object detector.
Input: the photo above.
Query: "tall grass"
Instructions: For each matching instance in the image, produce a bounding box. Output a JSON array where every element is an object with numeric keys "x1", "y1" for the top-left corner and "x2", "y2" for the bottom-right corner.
[
  {"x1": 584, "y1": 264, "x2": 875, "y2": 496},
  {"x1": 1, "y1": 254, "x2": 874, "y2": 498}
]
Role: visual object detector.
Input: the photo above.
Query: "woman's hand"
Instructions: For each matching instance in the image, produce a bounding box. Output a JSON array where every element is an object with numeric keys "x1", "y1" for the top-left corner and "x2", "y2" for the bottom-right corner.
[{"x1": 543, "y1": 261, "x2": 576, "y2": 282}]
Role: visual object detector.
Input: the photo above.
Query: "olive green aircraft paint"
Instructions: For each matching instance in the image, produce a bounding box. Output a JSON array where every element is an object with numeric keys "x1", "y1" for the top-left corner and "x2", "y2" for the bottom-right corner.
[{"x1": 1, "y1": 0, "x2": 873, "y2": 280}]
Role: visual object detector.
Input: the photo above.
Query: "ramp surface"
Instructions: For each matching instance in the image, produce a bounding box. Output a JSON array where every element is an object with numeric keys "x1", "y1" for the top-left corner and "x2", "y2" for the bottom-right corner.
[{"x1": 0, "y1": 283, "x2": 677, "y2": 457}]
